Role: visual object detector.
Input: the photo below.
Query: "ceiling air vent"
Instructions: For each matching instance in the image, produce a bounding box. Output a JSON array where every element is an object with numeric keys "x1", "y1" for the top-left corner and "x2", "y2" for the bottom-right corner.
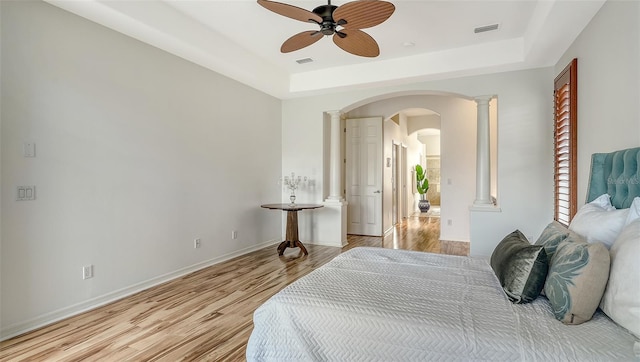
[
  {"x1": 474, "y1": 23, "x2": 499, "y2": 34},
  {"x1": 296, "y1": 58, "x2": 314, "y2": 64}
]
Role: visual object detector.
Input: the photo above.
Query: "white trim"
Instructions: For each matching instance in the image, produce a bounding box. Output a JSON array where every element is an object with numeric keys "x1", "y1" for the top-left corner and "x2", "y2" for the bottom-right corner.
[
  {"x1": 0, "y1": 239, "x2": 280, "y2": 341},
  {"x1": 384, "y1": 226, "x2": 394, "y2": 237},
  {"x1": 469, "y1": 205, "x2": 502, "y2": 212},
  {"x1": 305, "y1": 240, "x2": 345, "y2": 248}
]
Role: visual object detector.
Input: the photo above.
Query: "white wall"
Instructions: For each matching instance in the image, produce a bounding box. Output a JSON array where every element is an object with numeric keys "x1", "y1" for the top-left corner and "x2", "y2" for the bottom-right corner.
[
  {"x1": 1, "y1": 1, "x2": 282, "y2": 339},
  {"x1": 423, "y1": 135, "x2": 441, "y2": 156},
  {"x1": 283, "y1": 68, "x2": 554, "y2": 255},
  {"x1": 555, "y1": 0, "x2": 640, "y2": 206}
]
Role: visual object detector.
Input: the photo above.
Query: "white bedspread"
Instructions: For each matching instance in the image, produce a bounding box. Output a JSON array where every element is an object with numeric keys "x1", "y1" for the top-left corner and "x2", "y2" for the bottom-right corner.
[{"x1": 247, "y1": 247, "x2": 638, "y2": 361}]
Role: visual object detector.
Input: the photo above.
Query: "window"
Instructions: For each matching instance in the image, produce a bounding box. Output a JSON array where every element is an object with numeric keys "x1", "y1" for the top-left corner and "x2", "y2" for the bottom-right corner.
[{"x1": 554, "y1": 58, "x2": 578, "y2": 226}]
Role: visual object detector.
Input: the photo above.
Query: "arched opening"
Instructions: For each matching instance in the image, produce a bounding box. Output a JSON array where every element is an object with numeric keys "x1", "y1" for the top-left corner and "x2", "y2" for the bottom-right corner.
[{"x1": 336, "y1": 92, "x2": 497, "y2": 245}]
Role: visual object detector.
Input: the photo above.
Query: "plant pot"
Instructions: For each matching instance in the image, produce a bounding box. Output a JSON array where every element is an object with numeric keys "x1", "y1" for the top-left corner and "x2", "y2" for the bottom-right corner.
[{"x1": 418, "y1": 198, "x2": 431, "y2": 213}]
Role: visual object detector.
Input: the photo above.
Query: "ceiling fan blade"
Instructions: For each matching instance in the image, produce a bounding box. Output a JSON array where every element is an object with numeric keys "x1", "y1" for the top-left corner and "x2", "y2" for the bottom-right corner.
[
  {"x1": 257, "y1": 0, "x2": 322, "y2": 24},
  {"x1": 333, "y1": 0, "x2": 395, "y2": 29},
  {"x1": 281, "y1": 31, "x2": 323, "y2": 53},
  {"x1": 333, "y1": 29, "x2": 379, "y2": 57}
]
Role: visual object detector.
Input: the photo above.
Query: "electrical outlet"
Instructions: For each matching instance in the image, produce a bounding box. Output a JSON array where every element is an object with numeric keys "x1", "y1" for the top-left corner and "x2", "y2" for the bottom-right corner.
[
  {"x1": 194, "y1": 238, "x2": 201, "y2": 248},
  {"x1": 447, "y1": 219, "x2": 453, "y2": 226},
  {"x1": 24, "y1": 142, "x2": 36, "y2": 157},
  {"x1": 232, "y1": 230, "x2": 238, "y2": 239},
  {"x1": 82, "y1": 265, "x2": 93, "y2": 280}
]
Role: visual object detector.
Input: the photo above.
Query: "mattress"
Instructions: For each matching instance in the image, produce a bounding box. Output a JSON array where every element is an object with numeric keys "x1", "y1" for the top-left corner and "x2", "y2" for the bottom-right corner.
[{"x1": 247, "y1": 247, "x2": 638, "y2": 361}]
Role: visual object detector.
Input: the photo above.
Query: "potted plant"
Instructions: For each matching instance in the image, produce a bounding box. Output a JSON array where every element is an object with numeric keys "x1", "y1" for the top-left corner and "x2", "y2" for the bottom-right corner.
[{"x1": 415, "y1": 164, "x2": 430, "y2": 212}]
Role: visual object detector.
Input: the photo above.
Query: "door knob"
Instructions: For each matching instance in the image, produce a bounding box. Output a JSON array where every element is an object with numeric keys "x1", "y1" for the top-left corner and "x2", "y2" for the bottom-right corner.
[{"x1": 374, "y1": 190, "x2": 381, "y2": 193}]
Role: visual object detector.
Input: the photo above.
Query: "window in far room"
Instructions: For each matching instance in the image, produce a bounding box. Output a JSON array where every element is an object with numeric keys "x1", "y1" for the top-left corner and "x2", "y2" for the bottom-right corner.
[{"x1": 553, "y1": 58, "x2": 578, "y2": 226}]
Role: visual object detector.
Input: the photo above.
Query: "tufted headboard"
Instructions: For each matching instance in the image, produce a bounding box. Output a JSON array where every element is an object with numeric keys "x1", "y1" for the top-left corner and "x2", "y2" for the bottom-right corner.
[{"x1": 586, "y1": 147, "x2": 640, "y2": 209}]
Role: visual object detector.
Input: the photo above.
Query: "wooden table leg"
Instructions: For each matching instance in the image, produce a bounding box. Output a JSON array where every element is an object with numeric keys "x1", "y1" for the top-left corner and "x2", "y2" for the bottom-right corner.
[
  {"x1": 293, "y1": 240, "x2": 308, "y2": 255},
  {"x1": 277, "y1": 210, "x2": 309, "y2": 256},
  {"x1": 277, "y1": 241, "x2": 287, "y2": 255}
]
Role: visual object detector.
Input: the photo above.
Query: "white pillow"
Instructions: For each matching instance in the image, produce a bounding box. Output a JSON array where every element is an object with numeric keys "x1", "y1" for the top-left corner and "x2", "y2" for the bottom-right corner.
[
  {"x1": 625, "y1": 197, "x2": 640, "y2": 225},
  {"x1": 600, "y1": 218, "x2": 640, "y2": 338},
  {"x1": 569, "y1": 198, "x2": 628, "y2": 249},
  {"x1": 590, "y1": 193, "x2": 616, "y2": 211}
]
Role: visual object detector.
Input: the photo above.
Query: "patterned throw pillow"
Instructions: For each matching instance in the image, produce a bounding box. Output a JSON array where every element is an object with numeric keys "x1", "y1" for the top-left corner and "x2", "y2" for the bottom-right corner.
[
  {"x1": 490, "y1": 230, "x2": 549, "y2": 304},
  {"x1": 544, "y1": 235, "x2": 610, "y2": 325},
  {"x1": 535, "y1": 221, "x2": 571, "y2": 261}
]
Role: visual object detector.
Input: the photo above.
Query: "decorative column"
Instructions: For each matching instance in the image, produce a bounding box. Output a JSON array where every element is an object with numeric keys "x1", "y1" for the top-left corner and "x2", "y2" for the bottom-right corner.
[
  {"x1": 316, "y1": 110, "x2": 347, "y2": 248},
  {"x1": 327, "y1": 110, "x2": 343, "y2": 202},
  {"x1": 474, "y1": 96, "x2": 493, "y2": 206}
]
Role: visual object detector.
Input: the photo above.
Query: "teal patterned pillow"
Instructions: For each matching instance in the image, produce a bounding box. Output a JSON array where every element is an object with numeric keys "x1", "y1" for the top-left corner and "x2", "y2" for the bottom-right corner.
[
  {"x1": 544, "y1": 235, "x2": 610, "y2": 324},
  {"x1": 490, "y1": 230, "x2": 549, "y2": 304},
  {"x1": 535, "y1": 221, "x2": 571, "y2": 261}
]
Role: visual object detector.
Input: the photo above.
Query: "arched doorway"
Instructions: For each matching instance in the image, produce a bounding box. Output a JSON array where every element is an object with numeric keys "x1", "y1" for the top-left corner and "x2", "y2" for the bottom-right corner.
[{"x1": 343, "y1": 93, "x2": 480, "y2": 243}]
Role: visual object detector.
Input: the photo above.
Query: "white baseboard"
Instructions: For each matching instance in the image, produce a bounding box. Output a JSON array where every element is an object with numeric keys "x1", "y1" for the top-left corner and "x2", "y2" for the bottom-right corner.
[
  {"x1": 307, "y1": 239, "x2": 345, "y2": 248},
  {"x1": 1, "y1": 239, "x2": 279, "y2": 341}
]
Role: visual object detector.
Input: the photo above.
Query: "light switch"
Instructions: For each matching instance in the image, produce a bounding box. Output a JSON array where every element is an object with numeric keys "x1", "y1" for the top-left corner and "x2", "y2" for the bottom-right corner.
[
  {"x1": 17, "y1": 186, "x2": 36, "y2": 201},
  {"x1": 24, "y1": 142, "x2": 36, "y2": 158}
]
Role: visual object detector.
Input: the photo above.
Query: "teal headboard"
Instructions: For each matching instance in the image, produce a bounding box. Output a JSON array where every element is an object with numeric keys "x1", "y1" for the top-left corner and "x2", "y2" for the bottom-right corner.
[{"x1": 587, "y1": 147, "x2": 640, "y2": 209}]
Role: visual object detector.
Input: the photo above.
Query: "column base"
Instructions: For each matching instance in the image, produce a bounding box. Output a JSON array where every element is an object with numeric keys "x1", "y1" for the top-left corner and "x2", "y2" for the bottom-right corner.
[
  {"x1": 325, "y1": 197, "x2": 345, "y2": 204},
  {"x1": 315, "y1": 200, "x2": 348, "y2": 247}
]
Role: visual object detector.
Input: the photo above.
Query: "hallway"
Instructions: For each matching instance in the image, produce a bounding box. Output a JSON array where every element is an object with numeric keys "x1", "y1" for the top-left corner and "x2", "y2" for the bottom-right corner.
[{"x1": 346, "y1": 210, "x2": 469, "y2": 256}]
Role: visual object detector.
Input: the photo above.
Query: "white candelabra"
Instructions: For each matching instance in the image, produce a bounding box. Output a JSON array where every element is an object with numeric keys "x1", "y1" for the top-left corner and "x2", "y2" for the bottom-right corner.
[{"x1": 281, "y1": 172, "x2": 307, "y2": 206}]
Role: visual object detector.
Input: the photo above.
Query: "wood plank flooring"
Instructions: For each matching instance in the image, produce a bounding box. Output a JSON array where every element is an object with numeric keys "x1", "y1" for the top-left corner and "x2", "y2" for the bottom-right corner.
[{"x1": 0, "y1": 215, "x2": 468, "y2": 361}]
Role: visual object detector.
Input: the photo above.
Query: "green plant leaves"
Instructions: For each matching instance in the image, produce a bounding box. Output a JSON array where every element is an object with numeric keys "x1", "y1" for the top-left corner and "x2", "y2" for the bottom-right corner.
[{"x1": 415, "y1": 164, "x2": 429, "y2": 194}]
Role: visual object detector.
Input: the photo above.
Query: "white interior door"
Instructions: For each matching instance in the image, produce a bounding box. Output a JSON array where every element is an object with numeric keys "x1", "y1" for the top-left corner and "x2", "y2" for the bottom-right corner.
[{"x1": 346, "y1": 117, "x2": 383, "y2": 236}]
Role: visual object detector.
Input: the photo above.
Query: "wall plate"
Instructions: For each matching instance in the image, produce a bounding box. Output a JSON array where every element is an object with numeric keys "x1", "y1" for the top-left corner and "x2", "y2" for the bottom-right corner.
[{"x1": 17, "y1": 186, "x2": 36, "y2": 201}]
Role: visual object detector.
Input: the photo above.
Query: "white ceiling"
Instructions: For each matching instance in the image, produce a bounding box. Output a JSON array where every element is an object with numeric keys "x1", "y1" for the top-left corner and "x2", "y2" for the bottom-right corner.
[{"x1": 45, "y1": 0, "x2": 605, "y2": 99}]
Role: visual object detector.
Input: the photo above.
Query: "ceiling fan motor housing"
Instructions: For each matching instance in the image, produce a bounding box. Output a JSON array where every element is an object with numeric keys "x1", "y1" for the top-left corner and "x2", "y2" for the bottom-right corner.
[{"x1": 313, "y1": 4, "x2": 338, "y2": 35}]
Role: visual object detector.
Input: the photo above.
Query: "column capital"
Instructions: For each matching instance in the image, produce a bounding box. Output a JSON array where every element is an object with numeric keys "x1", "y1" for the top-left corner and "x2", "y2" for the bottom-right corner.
[
  {"x1": 474, "y1": 95, "x2": 495, "y2": 104},
  {"x1": 326, "y1": 110, "x2": 342, "y2": 119}
]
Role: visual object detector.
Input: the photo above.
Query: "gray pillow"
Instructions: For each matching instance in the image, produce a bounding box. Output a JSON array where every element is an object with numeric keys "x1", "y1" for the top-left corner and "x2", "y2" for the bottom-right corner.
[{"x1": 490, "y1": 230, "x2": 549, "y2": 303}]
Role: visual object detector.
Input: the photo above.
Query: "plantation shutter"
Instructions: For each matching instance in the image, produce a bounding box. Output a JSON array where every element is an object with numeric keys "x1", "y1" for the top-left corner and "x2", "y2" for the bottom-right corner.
[{"x1": 554, "y1": 59, "x2": 577, "y2": 226}]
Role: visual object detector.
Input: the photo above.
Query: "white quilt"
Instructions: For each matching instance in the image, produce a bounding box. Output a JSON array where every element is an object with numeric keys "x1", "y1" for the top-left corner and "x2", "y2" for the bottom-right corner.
[{"x1": 247, "y1": 247, "x2": 638, "y2": 361}]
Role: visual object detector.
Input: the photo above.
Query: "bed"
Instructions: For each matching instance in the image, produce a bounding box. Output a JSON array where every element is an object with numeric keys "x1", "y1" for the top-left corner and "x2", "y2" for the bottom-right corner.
[{"x1": 246, "y1": 147, "x2": 640, "y2": 361}]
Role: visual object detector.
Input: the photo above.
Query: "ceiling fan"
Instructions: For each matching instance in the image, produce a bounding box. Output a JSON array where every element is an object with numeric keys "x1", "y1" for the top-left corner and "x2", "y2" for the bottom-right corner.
[{"x1": 257, "y1": 0, "x2": 395, "y2": 57}]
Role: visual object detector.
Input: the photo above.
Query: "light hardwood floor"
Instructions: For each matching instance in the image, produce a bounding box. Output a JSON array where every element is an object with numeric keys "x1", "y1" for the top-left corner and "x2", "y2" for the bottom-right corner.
[{"x1": 0, "y1": 215, "x2": 468, "y2": 361}]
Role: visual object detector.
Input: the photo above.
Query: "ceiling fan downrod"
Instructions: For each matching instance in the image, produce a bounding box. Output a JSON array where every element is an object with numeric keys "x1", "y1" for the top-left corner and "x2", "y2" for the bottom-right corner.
[{"x1": 312, "y1": 0, "x2": 342, "y2": 35}]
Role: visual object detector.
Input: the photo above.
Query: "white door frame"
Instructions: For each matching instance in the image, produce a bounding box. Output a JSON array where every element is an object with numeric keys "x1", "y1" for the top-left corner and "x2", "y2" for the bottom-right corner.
[
  {"x1": 392, "y1": 142, "x2": 402, "y2": 225},
  {"x1": 401, "y1": 144, "x2": 408, "y2": 219}
]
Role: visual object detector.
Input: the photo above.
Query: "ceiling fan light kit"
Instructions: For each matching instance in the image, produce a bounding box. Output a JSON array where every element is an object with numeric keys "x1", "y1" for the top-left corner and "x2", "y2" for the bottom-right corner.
[{"x1": 257, "y1": 0, "x2": 395, "y2": 57}]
